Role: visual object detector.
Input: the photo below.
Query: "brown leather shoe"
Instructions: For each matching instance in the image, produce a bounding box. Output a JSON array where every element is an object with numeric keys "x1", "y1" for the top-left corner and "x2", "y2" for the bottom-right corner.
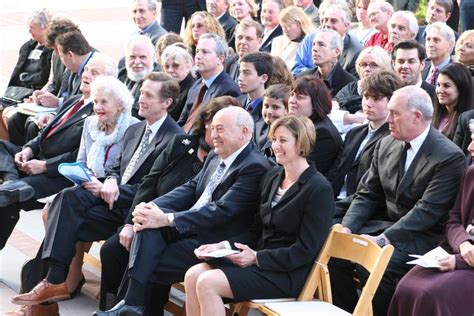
[
  {"x1": 11, "y1": 279, "x2": 70, "y2": 305},
  {"x1": 4, "y1": 303, "x2": 59, "y2": 316}
]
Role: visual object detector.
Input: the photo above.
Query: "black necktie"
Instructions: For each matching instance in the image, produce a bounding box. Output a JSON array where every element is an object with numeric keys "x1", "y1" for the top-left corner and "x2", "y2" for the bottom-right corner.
[{"x1": 399, "y1": 142, "x2": 411, "y2": 179}]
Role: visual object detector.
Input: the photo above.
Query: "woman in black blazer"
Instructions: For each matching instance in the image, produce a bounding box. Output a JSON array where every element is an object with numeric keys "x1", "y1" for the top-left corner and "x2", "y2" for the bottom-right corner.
[
  {"x1": 184, "y1": 115, "x2": 335, "y2": 316},
  {"x1": 288, "y1": 76, "x2": 343, "y2": 177}
]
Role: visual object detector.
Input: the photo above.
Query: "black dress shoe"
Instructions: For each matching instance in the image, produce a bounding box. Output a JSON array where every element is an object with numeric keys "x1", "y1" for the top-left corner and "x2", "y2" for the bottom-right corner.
[
  {"x1": 92, "y1": 300, "x2": 144, "y2": 316},
  {"x1": 0, "y1": 180, "x2": 35, "y2": 207}
]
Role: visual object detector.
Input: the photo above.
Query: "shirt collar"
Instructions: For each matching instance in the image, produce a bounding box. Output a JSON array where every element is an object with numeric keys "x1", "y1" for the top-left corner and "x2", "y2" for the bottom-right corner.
[
  {"x1": 140, "y1": 20, "x2": 156, "y2": 34},
  {"x1": 146, "y1": 113, "x2": 167, "y2": 140},
  {"x1": 431, "y1": 56, "x2": 451, "y2": 69},
  {"x1": 407, "y1": 125, "x2": 430, "y2": 155},
  {"x1": 220, "y1": 141, "x2": 250, "y2": 169},
  {"x1": 203, "y1": 71, "x2": 221, "y2": 88}
]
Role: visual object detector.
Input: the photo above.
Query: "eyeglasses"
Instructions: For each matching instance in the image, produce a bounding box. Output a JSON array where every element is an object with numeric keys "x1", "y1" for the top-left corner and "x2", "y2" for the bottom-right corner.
[{"x1": 358, "y1": 62, "x2": 379, "y2": 69}]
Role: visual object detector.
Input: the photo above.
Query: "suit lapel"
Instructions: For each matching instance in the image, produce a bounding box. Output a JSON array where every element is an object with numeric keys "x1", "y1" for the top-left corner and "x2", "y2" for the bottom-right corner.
[{"x1": 397, "y1": 138, "x2": 431, "y2": 195}]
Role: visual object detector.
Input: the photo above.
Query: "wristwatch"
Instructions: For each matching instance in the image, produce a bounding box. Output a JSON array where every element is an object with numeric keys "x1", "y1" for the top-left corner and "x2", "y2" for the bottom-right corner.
[
  {"x1": 166, "y1": 213, "x2": 175, "y2": 227},
  {"x1": 376, "y1": 235, "x2": 388, "y2": 248}
]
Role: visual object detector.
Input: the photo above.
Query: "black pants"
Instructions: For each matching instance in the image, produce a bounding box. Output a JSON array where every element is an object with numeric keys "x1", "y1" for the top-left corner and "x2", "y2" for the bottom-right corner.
[{"x1": 160, "y1": 0, "x2": 204, "y2": 33}]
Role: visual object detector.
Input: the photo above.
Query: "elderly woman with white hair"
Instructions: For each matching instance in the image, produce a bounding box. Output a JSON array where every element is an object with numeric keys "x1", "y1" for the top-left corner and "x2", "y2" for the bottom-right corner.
[{"x1": 161, "y1": 44, "x2": 196, "y2": 121}]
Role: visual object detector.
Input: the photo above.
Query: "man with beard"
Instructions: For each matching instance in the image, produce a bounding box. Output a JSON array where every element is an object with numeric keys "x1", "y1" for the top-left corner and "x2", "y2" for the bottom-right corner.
[{"x1": 119, "y1": 35, "x2": 157, "y2": 119}]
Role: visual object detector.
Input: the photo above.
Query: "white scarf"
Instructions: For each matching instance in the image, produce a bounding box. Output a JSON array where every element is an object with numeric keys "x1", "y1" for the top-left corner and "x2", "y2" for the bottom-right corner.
[{"x1": 86, "y1": 111, "x2": 131, "y2": 178}]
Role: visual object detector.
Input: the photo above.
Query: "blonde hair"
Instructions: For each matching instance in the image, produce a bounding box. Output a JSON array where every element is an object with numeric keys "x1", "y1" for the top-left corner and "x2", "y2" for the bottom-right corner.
[
  {"x1": 268, "y1": 115, "x2": 316, "y2": 157},
  {"x1": 355, "y1": 46, "x2": 392, "y2": 77},
  {"x1": 184, "y1": 11, "x2": 226, "y2": 47},
  {"x1": 279, "y1": 6, "x2": 315, "y2": 36},
  {"x1": 229, "y1": 0, "x2": 259, "y2": 19},
  {"x1": 455, "y1": 30, "x2": 474, "y2": 63}
]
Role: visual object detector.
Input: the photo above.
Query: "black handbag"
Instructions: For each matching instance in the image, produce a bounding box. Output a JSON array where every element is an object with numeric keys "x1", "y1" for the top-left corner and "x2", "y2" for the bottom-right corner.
[{"x1": 1, "y1": 86, "x2": 34, "y2": 106}]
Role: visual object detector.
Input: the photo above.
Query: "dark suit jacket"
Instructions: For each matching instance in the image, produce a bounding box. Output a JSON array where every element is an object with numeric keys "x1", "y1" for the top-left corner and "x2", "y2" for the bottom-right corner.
[
  {"x1": 421, "y1": 56, "x2": 453, "y2": 82},
  {"x1": 327, "y1": 123, "x2": 389, "y2": 198},
  {"x1": 224, "y1": 54, "x2": 240, "y2": 82},
  {"x1": 308, "y1": 117, "x2": 343, "y2": 177},
  {"x1": 297, "y1": 63, "x2": 357, "y2": 97},
  {"x1": 108, "y1": 115, "x2": 182, "y2": 187},
  {"x1": 25, "y1": 95, "x2": 94, "y2": 177},
  {"x1": 8, "y1": 39, "x2": 52, "y2": 90},
  {"x1": 421, "y1": 80, "x2": 436, "y2": 99},
  {"x1": 144, "y1": 20, "x2": 168, "y2": 45},
  {"x1": 342, "y1": 127, "x2": 466, "y2": 254},
  {"x1": 260, "y1": 26, "x2": 283, "y2": 53},
  {"x1": 227, "y1": 164, "x2": 334, "y2": 295},
  {"x1": 453, "y1": 109, "x2": 474, "y2": 158},
  {"x1": 177, "y1": 71, "x2": 241, "y2": 126},
  {"x1": 126, "y1": 134, "x2": 203, "y2": 224},
  {"x1": 238, "y1": 95, "x2": 266, "y2": 148},
  {"x1": 219, "y1": 11, "x2": 238, "y2": 49},
  {"x1": 153, "y1": 142, "x2": 272, "y2": 243},
  {"x1": 340, "y1": 34, "x2": 362, "y2": 78},
  {"x1": 170, "y1": 73, "x2": 196, "y2": 121}
]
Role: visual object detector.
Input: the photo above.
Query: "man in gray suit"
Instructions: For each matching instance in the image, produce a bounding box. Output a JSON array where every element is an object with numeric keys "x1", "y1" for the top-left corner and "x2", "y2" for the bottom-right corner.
[
  {"x1": 332, "y1": 86, "x2": 466, "y2": 315},
  {"x1": 131, "y1": 0, "x2": 167, "y2": 45}
]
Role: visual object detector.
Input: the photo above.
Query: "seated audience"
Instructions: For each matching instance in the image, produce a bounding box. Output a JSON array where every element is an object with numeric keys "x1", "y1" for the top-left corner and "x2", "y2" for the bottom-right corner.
[
  {"x1": 328, "y1": 71, "x2": 400, "y2": 201},
  {"x1": 384, "y1": 10, "x2": 418, "y2": 53},
  {"x1": 298, "y1": 29, "x2": 356, "y2": 97},
  {"x1": 331, "y1": 86, "x2": 466, "y2": 315},
  {"x1": 183, "y1": 115, "x2": 335, "y2": 316},
  {"x1": 183, "y1": 11, "x2": 226, "y2": 56},
  {"x1": 154, "y1": 32, "x2": 184, "y2": 69},
  {"x1": 94, "y1": 106, "x2": 271, "y2": 316},
  {"x1": 258, "y1": 83, "x2": 290, "y2": 158},
  {"x1": 271, "y1": 5, "x2": 315, "y2": 71},
  {"x1": 392, "y1": 40, "x2": 436, "y2": 97},
  {"x1": 388, "y1": 119, "x2": 474, "y2": 316},
  {"x1": 348, "y1": 0, "x2": 377, "y2": 45},
  {"x1": 0, "y1": 53, "x2": 117, "y2": 250},
  {"x1": 432, "y1": 62, "x2": 472, "y2": 140},
  {"x1": 98, "y1": 96, "x2": 240, "y2": 312},
  {"x1": 259, "y1": 0, "x2": 284, "y2": 52},
  {"x1": 288, "y1": 76, "x2": 343, "y2": 177},
  {"x1": 423, "y1": 22, "x2": 455, "y2": 86},
  {"x1": 9, "y1": 72, "x2": 183, "y2": 313},
  {"x1": 332, "y1": 46, "x2": 391, "y2": 133},
  {"x1": 160, "y1": 45, "x2": 196, "y2": 121}
]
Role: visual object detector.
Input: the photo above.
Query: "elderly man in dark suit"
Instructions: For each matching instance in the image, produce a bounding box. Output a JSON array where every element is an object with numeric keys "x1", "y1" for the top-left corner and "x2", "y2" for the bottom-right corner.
[
  {"x1": 95, "y1": 106, "x2": 271, "y2": 316},
  {"x1": 0, "y1": 53, "x2": 117, "y2": 250},
  {"x1": 10, "y1": 72, "x2": 182, "y2": 311},
  {"x1": 178, "y1": 33, "x2": 240, "y2": 133},
  {"x1": 332, "y1": 86, "x2": 466, "y2": 315},
  {"x1": 298, "y1": 29, "x2": 356, "y2": 97}
]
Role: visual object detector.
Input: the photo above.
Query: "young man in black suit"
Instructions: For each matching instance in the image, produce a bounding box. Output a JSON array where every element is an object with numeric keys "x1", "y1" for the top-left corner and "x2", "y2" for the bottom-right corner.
[
  {"x1": 178, "y1": 33, "x2": 240, "y2": 133},
  {"x1": 95, "y1": 106, "x2": 271, "y2": 316},
  {"x1": 328, "y1": 71, "x2": 401, "y2": 202},
  {"x1": 332, "y1": 86, "x2": 466, "y2": 315},
  {"x1": 10, "y1": 72, "x2": 183, "y2": 312},
  {"x1": 0, "y1": 53, "x2": 117, "y2": 250}
]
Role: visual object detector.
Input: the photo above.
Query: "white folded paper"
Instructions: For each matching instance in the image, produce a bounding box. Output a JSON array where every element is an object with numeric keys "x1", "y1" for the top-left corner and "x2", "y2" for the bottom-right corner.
[
  {"x1": 407, "y1": 246, "x2": 450, "y2": 268},
  {"x1": 198, "y1": 249, "x2": 240, "y2": 258}
]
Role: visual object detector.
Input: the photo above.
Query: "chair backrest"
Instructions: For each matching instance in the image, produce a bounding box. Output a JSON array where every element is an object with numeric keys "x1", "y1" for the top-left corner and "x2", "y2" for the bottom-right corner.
[{"x1": 297, "y1": 224, "x2": 394, "y2": 316}]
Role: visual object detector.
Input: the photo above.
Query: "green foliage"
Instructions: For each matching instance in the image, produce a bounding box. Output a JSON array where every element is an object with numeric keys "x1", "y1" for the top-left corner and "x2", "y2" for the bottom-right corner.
[{"x1": 416, "y1": 0, "x2": 427, "y2": 26}]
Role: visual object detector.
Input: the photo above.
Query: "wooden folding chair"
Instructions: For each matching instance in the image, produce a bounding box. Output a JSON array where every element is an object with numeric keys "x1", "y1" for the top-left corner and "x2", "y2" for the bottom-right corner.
[{"x1": 232, "y1": 224, "x2": 394, "y2": 316}]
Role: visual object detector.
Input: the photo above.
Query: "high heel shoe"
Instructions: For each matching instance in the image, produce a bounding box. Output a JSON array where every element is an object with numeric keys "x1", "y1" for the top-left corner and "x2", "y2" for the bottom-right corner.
[{"x1": 69, "y1": 274, "x2": 86, "y2": 298}]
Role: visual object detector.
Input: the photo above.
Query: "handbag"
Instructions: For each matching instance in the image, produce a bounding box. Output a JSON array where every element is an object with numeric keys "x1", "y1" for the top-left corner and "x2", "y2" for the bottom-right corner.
[{"x1": 1, "y1": 86, "x2": 34, "y2": 106}]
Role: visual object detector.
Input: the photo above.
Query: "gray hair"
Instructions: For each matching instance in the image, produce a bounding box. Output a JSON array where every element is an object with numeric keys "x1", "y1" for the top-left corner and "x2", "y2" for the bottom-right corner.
[
  {"x1": 90, "y1": 76, "x2": 134, "y2": 113},
  {"x1": 199, "y1": 33, "x2": 229, "y2": 59},
  {"x1": 470, "y1": 119, "x2": 474, "y2": 134},
  {"x1": 426, "y1": 21, "x2": 455, "y2": 43},
  {"x1": 390, "y1": 11, "x2": 419, "y2": 37},
  {"x1": 132, "y1": 0, "x2": 157, "y2": 11},
  {"x1": 233, "y1": 106, "x2": 255, "y2": 135},
  {"x1": 89, "y1": 53, "x2": 118, "y2": 78},
  {"x1": 314, "y1": 28, "x2": 343, "y2": 51},
  {"x1": 401, "y1": 86, "x2": 433, "y2": 121},
  {"x1": 322, "y1": 3, "x2": 352, "y2": 24},
  {"x1": 368, "y1": 1, "x2": 394, "y2": 15},
  {"x1": 28, "y1": 8, "x2": 52, "y2": 28},
  {"x1": 161, "y1": 44, "x2": 193, "y2": 66},
  {"x1": 125, "y1": 34, "x2": 156, "y2": 59}
]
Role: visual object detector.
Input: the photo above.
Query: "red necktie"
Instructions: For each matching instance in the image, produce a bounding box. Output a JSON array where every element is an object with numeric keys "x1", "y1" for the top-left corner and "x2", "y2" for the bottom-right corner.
[
  {"x1": 44, "y1": 99, "x2": 84, "y2": 140},
  {"x1": 430, "y1": 68, "x2": 439, "y2": 86}
]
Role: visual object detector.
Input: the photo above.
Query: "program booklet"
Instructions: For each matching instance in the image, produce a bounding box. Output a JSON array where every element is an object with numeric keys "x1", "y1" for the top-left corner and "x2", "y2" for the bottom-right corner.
[{"x1": 58, "y1": 162, "x2": 92, "y2": 185}]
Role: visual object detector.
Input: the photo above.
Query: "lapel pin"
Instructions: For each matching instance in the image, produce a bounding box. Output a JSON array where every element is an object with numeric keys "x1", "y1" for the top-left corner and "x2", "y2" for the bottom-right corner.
[
  {"x1": 182, "y1": 138, "x2": 191, "y2": 146},
  {"x1": 188, "y1": 148, "x2": 194, "y2": 154}
]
